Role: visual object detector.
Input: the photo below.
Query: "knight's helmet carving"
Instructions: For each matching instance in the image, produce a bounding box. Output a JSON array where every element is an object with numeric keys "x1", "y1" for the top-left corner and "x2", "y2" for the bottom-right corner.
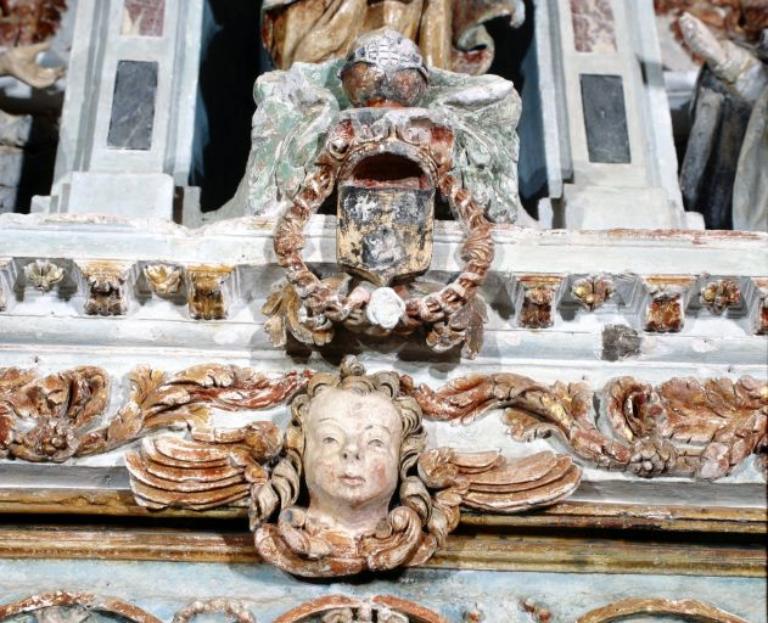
[{"x1": 334, "y1": 29, "x2": 454, "y2": 286}]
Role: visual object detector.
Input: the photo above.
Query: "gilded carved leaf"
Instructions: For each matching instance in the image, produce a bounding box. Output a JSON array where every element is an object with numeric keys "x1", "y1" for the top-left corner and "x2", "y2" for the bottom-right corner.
[
  {"x1": 0, "y1": 366, "x2": 109, "y2": 461},
  {"x1": 606, "y1": 376, "x2": 768, "y2": 478},
  {"x1": 262, "y1": 282, "x2": 335, "y2": 347},
  {"x1": 1, "y1": 364, "x2": 311, "y2": 462}
]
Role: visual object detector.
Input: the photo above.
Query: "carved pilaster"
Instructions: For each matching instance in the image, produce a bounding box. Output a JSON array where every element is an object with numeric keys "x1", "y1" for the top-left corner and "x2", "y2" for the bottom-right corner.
[
  {"x1": 512, "y1": 275, "x2": 566, "y2": 329},
  {"x1": 76, "y1": 261, "x2": 135, "y2": 316},
  {"x1": 186, "y1": 265, "x2": 235, "y2": 320},
  {"x1": 641, "y1": 276, "x2": 696, "y2": 333},
  {"x1": 23, "y1": 259, "x2": 66, "y2": 292},
  {"x1": 700, "y1": 278, "x2": 742, "y2": 315}
]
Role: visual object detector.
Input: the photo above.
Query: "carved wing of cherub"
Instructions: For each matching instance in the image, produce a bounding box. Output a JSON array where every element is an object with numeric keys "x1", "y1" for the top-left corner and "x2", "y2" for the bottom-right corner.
[
  {"x1": 412, "y1": 448, "x2": 580, "y2": 559},
  {"x1": 425, "y1": 70, "x2": 523, "y2": 224},
  {"x1": 125, "y1": 423, "x2": 283, "y2": 510},
  {"x1": 419, "y1": 448, "x2": 581, "y2": 513}
]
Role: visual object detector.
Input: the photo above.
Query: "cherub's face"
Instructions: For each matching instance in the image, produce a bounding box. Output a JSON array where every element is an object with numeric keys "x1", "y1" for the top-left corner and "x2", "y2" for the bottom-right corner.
[{"x1": 303, "y1": 388, "x2": 403, "y2": 532}]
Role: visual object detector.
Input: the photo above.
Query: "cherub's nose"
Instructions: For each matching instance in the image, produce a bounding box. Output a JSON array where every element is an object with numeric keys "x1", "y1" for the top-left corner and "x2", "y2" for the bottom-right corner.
[{"x1": 342, "y1": 442, "x2": 361, "y2": 461}]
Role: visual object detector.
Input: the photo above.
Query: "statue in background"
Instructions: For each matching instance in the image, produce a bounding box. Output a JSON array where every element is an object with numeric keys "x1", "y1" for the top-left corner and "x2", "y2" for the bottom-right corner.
[
  {"x1": 261, "y1": 0, "x2": 525, "y2": 75},
  {"x1": 655, "y1": 0, "x2": 768, "y2": 47},
  {"x1": 0, "y1": 0, "x2": 66, "y2": 87},
  {"x1": 0, "y1": 0, "x2": 66, "y2": 212},
  {"x1": 678, "y1": 12, "x2": 767, "y2": 230}
]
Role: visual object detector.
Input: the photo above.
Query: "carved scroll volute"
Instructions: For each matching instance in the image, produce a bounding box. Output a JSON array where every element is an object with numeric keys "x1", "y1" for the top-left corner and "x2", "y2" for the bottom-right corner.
[
  {"x1": 606, "y1": 376, "x2": 768, "y2": 479},
  {"x1": 403, "y1": 370, "x2": 767, "y2": 479}
]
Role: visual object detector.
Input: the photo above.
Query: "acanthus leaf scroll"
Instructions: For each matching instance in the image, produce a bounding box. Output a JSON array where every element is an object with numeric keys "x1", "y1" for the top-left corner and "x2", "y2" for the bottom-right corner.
[{"x1": 0, "y1": 363, "x2": 311, "y2": 462}]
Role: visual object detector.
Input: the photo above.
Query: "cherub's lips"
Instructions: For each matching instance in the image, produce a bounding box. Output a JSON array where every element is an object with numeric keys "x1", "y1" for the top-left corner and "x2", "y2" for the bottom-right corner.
[{"x1": 339, "y1": 474, "x2": 366, "y2": 487}]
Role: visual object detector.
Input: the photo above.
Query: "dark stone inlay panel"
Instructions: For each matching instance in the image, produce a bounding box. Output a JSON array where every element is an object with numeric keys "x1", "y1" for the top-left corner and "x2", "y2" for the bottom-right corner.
[
  {"x1": 580, "y1": 74, "x2": 631, "y2": 164},
  {"x1": 107, "y1": 60, "x2": 158, "y2": 151}
]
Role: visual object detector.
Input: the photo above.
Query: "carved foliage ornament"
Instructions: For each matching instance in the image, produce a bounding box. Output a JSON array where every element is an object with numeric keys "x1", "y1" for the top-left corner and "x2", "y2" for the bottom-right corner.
[
  {"x1": 2, "y1": 361, "x2": 765, "y2": 479},
  {"x1": 268, "y1": 30, "x2": 494, "y2": 358},
  {"x1": 407, "y1": 372, "x2": 767, "y2": 479},
  {"x1": 2, "y1": 364, "x2": 765, "y2": 577},
  {"x1": 0, "y1": 364, "x2": 309, "y2": 462}
]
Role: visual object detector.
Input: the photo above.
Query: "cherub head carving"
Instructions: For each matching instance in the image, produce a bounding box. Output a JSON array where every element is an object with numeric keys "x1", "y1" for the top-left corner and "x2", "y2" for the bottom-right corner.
[
  {"x1": 298, "y1": 358, "x2": 428, "y2": 536},
  {"x1": 127, "y1": 357, "x2": 582, "y2": 578},
  {"x1": 251, "y1": 357, "x2": 433, "y2": 576}
]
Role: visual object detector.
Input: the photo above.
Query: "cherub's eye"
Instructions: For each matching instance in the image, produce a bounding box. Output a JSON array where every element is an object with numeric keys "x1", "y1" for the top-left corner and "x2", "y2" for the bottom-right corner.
[
  {"x1": 368, "y1": 439, "x2": 385, "y2": 449},
  {"x1": 323, "y1": 436, "x2": 338, "y2": 446}
]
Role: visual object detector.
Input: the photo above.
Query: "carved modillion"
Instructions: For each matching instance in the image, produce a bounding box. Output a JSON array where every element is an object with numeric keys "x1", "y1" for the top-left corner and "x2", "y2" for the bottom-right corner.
[
  {"x1": 748, "y1": 277, "x2": 768, "y2": 335},
  {"x1": 24, "y1": 259, "x2": 65, "y2": 292},
  {"x1": 513, "y1": 275, "x2": 566, "y2": 329},
  {"x1": 700, "y1": 278, "x2": 741, "y2": 315},
  {"x1": 76, "y1": 261, "x2": 134, "y2": 316},
  {"x1": 571, "y1": 274, "x2": 615, "y2": 311},
  {"x1": 0, "y1": 258, "x2": 16, "y2": 312},
  {"x1": 186, "y1": 265, "x2": 234, "y2": 320},
  {"x1": 642, "y1": 276, "x2": 696, "y2": 333},
  {"x1": 144, "y1": 263, "x2": 184, "y2": 298}
]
